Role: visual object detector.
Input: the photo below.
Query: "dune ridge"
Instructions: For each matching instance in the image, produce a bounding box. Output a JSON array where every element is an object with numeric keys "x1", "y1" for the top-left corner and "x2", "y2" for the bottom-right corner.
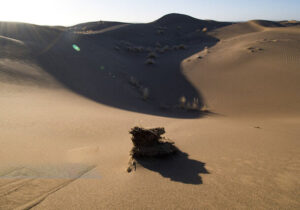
[{"x1": 0, "y1": 14, "x2": 299, "y2": 209}]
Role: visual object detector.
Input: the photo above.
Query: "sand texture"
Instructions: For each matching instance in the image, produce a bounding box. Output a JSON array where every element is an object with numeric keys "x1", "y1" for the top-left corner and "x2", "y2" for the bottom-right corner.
[{"x1": 0, "y1": 14, "x2": 299, "y2": 209}]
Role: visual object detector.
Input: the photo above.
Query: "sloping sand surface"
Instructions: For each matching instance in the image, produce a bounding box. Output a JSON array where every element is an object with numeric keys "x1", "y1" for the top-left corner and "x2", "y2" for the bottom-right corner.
[{"x1": 0, "y1": 15, "x2": 299, "y2": 209}]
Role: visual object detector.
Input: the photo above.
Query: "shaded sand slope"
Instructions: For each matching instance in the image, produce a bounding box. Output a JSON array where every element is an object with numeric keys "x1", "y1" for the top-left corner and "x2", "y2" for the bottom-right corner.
[
  {"x1": 35, "y1": 14, "x2": 230, "y2": 118},
  {"x1": 0, "y1": 15, "x2": 230, "y2": 118},
  {"x1": 0, "y1": 16, "x2": 300, "y2": 209}
]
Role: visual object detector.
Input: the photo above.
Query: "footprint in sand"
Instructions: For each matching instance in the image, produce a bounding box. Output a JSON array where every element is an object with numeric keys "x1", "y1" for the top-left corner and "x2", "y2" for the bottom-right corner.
[
  {"x1": 0, "y1": 165, "x2": 97, "y2": 209},
  {"x1": 0, "y1": 146, "x2": 101, "y2": 210}
]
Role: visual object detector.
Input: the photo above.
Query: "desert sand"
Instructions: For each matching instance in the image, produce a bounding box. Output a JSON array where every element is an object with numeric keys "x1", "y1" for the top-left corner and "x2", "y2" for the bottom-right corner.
[{"x1": 0, "y1": 14, "x2": 299, "y2": 209}]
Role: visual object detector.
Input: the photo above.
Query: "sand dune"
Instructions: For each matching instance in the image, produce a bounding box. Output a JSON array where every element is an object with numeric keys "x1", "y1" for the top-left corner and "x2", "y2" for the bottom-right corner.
[
  {"x1": 0, "y1": 14, "x2": 299, "y2": 209},
  {"x1": 185, "y1": 23, "x2": 300, "y2": 116}
]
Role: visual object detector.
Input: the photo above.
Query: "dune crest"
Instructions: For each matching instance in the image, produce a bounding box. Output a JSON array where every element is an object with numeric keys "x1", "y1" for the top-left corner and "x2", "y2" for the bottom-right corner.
[{"x1": 1, "y1": 14, "x2": 300, "y2": 209}]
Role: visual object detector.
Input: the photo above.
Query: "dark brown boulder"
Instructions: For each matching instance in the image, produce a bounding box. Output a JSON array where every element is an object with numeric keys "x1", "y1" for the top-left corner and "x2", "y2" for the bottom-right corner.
[{"x1": 127, "y1": 127, "x2": 179, "y2": 172}]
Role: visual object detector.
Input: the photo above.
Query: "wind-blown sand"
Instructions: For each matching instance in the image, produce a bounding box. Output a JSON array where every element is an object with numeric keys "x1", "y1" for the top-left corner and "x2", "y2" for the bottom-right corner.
[{"x1": 0, "y1": 14, "x2": 299, "y2": 209}]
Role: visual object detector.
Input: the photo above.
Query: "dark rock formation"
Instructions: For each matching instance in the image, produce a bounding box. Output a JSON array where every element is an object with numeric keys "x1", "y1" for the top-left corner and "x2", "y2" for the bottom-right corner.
[{"x1": 127, "y1": 127, "x2": 179, "y2": 172}]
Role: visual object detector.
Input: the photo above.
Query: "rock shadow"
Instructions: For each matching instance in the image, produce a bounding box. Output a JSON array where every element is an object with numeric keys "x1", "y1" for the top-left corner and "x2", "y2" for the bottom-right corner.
[{"x1": 136, "y1": 150, "x2": 209, "y2": 184}]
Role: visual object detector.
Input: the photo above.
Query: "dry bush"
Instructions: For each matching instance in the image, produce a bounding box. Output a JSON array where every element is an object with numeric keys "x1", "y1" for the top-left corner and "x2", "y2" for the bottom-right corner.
[
  {"x1": 178, "y1": 44, "x2": 186, "y2": 50},
  {"x1": 114, "y1": 46, "x2": 121, "y2": 51},
  {"x1": 179, "y1": 96, "x2": 187, "y2": 108},
  {"x1": 155, "y1": 47, "x2": 161, "y2": 53},
  {"x1": 126, "y1": 46, "x2": 133, "y2": 52},
  {"x1": 145, "y1": 47, "x2": 152, "y2": 52},
  {"x1": 158, "y1": 48, "x2": 165, "y2": 54},
  {"x1": 132, "y1": 47, "x2": 140, "y2": 53},
  {"x1": 178, "y1": 97, "x2": 205, "y2": 111},
  {"x1": 162, "y1": 45, "x2": 170, "y2": 51},
  {"x1": 136, "y1": 46, "x2": 144, "y2": 52},
  {"x1": 142, "y1": 88, "x2": 149, "y2": 100},
  {"x1": 185, "y1": 98, "x2": 200, "y2": 111},
  {"x1": 172, "y1": 45, "x2": 179, "y2": 50},
  {"x1": 192, "y1": 98, "x2": 200, "y2": 109},
  {"x1": 155, "y1": 42, "x2": 161, "y2": 48},
  {"x1": 200, "y1": 104, "x2": 209, "y2": 112},
  {"x1": 125, "y1": 45, "x2": 144, "y2": 53},
  {"x1": 129, "y1": 76, "x2": 139, "y2": 87},
  {"x1": 145, "y1": 59, "x2": 155, "y2": 65},
  {"x1": 157, "y1": 29, "x2": 164, "y2": 35},
  {"x1": 129, "y1": 77, "x2": 150, "y2": 100},
  {"x1": 147, "y1": 52, "x2": 157, "y2": 59},
  {"x1": 203, "y1": 46, "x2": 209, "y2": 54}
]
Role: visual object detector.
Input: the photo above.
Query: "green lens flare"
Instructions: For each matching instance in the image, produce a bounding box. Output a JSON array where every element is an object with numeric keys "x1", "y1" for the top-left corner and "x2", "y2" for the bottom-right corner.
[{"x1": 72, "y1": 44, "x2": 80, "y2": 51}]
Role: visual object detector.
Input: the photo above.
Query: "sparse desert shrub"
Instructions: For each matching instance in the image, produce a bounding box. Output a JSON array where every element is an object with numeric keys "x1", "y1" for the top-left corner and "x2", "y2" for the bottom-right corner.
[
  {"x1": 129, "y1": 77, "x2": 150, "y2": 100},
  {"x1": 178, "y1": 97, "x2": 204, "y2": 111},
  {"x1": 155, "y1": 42, "x2": 161, "y2": 48},
  {"x1": 186, "y1": 98, "x2": 200, "y2": 111},
  {"x1": 125, "y1": 46, "x2": 144, "y2": 53},
  {"x1": 133, "y1": 47, "x2": 139, "y2": 52},
  {"x1": 136, "y1": 46, "x2": 144, "y2": 52},
  {"x1": 126, "y1": 46, "x2": 133, "y2": 52},
  {"x1": 145, "y1": 58, "x2": 155, "y2": 65},
  {"x1": 133, "y1": 47, "x2": 140, "y2": 53},
  {"x1": 142, "y1": 88, "x2": 149, "y2": 100},
  {"x1": 162, "y1": 45, "x2": 170, "y2": 51},
  {"x1": 200, "y1": 104, "x2": 209, "y2": 112},
  {"x1": 157, "y1": 29, "x2": 164, "y2": 35},
  {"x1": 157, "y1": 26, "x2": 167, "y2": 30},
  {"x1": 192, "y1": 98, "x2": 199, "y2": 109},
  {"x1": 248, "y1": 47, "x2": 255, "y2": 53},
  {"x1": 247, "y1": 47, "x2": 264, "y2": 53},
  {"x1": 158, "y1": 48, "x2": 165, "y2": 54},
  {"x1": 159, "y1": 103, "x2": 171, "y2": 111},
  {"x1": 178, "y1": 44, "x2": 186, "y2": 50},
  {"x1": 147, "y1": 52, "x2": 157, "y2": 59},
  {"x1": 186, "y1": 102, "x2": 192, "y2": 110},
  {"x1": 179, "y1": 96, "x2": 186, "y2": 108},
  {"x1": 120, "y1": 40, "x2": 131, "y2": 46},
  {"x1": 203, "y1": 46, "x2": 209, "y2": 54},
  {"x1": 172, "y1": 45, "x2": 179, "y2": 50},
  {"x1": 146, "y1": 47, "x2": 152, "y2": 52},
  {"x1": 129, "y1": 76, "x2": 139, "y2": 87},
  {"x1": 108, "y1": 72, "x2": 116, "y2": 78}
]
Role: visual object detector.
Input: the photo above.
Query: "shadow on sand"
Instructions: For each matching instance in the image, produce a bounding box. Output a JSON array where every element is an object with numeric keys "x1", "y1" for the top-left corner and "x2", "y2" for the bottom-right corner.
[
  {"x1": 32, "y1": 16, "x2": 230, "y2": 118},
  {"x1": 35, "y1": 31, "x2": 217, "y2": 118},
  {"x1": 136, "y1": 150, "x2": 209, "y2": 184},
  {"x1": 0, "y1": 15, "x2": 231, "y2": 118}
]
